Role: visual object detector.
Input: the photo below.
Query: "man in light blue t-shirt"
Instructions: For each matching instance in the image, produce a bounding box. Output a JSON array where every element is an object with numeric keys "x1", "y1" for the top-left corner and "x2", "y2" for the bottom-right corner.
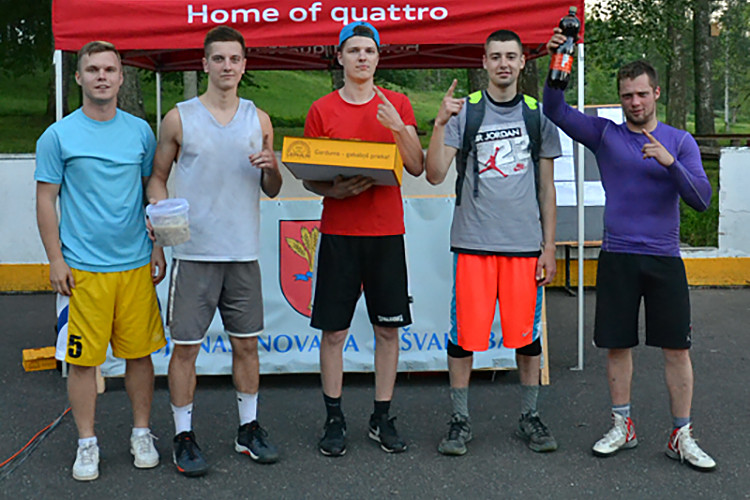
[{"x1": 35, "y1": 41, "x2": 167, "y2": 482}]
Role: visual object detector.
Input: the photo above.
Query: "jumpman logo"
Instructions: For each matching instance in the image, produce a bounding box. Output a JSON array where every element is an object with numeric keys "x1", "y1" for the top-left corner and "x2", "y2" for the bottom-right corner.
[{"x1": 478, "y1": 146, "x2": 508, "y2": 177}]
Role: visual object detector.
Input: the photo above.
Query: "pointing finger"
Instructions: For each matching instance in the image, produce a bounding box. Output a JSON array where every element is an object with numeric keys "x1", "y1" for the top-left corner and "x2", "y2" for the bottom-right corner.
[
  {"x1": 445, "y1": 79, "x2": 458, "y2": 98},
  {"x1": 642, "y1": 129, "x2": 659, "y2": 144},
  {"x1": 374, "y1": 87, "x2": 392, "y2": 106}
]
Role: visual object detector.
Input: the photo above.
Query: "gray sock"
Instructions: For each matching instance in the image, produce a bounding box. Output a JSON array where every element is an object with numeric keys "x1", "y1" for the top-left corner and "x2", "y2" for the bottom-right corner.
[
  {"x1": 673, "y1": 416, "x2": 690, "y2": 430},
  {"x1": 612, "y1": 403, "x2": 631, "y2": 419},
  {"x1": 520, "y1": 384, "x2": 539, "y2": 416},
  {"x1": 450, "y1": 387, "x2": 469, "y2": 418}
]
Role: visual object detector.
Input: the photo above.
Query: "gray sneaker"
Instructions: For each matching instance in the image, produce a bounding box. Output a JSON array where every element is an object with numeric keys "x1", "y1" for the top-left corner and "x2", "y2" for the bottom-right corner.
[
  {"x1": 516, "y1": 412, "x2": 558, "y2": 452},
  {"x1": 438, "y1": 414, "x2": 472, "y2": 456}
]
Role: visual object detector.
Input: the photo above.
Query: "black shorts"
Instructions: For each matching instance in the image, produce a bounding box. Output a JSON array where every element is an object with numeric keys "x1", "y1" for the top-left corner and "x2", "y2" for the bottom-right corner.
[
  {"x1": 594, "y1": 250, "x2": 691, "y2": 349},
  {"x1": 310, "y1": 234, "x2": 412, "y2": 331}
]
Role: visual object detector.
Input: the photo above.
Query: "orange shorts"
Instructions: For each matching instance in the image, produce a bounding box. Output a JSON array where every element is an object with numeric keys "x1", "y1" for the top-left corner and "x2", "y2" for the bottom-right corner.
[{"x1": 451, "y1": 254, "x2": 541, "y2": 351}]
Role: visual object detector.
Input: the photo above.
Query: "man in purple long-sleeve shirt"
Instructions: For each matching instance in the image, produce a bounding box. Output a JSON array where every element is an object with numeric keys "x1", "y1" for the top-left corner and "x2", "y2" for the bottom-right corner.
[{"x1": 544, "y1": 30, "x2": 716, "y2": 472}]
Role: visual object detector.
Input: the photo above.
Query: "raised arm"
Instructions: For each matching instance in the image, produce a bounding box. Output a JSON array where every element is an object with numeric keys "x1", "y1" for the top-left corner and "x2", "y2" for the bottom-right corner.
[
  {"x1": 642, "y1": 129, "x2": 712, "y2": 211},
  {"x1": 252, "y1": 109, "x2": 282, "y2": 198},
  {"x1": 543, "y1": 30, "x2": 607, "y2": 151},
  {"x1": 425, "y1": 79, "x2": 462, "y2": 185},
  {"x1": 374, "y1": 87, "x2": 423, "y2": 177}
]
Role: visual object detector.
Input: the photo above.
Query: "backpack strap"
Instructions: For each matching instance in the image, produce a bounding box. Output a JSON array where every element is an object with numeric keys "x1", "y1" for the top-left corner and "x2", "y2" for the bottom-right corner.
[
  {"x1": 522, "y1": 94, "x2": 542, "y2": 197},
  {"x1": 455, "y1": 91, "x2": 485, "y2": 206}
]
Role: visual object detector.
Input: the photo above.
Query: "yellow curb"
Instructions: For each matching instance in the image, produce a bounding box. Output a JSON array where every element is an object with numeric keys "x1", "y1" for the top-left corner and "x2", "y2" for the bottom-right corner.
[
  {"x1": 0, "y1": 264, "x2": 52, "y2": 292},
  {"x1": 549, "y1": 257, "x2": 750, "y2": 288}
]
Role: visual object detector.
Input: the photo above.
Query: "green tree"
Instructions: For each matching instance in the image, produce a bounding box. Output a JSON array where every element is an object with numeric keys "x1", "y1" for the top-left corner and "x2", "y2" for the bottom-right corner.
[{"x1": 693, "y1": 0, "x2": 715, "y2": 136}]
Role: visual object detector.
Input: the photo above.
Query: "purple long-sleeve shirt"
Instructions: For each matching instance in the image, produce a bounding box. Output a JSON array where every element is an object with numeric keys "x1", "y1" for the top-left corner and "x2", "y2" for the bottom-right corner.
[{"x1": 543, "y1": 84, "x2": 712, "y2": 257}]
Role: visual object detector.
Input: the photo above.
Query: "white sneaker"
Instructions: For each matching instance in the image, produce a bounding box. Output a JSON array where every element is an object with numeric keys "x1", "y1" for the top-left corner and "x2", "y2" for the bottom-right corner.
[
  {"x1": 666, "y1": 424, "x2": 716, "y2": 472},
  {"x1": 592, "y1": 412, "x2": 638, "y2": 457},
  {"x1": 72, "y1": 442, "x2": 99, "y2": 481},
  {"x1": 130, "y1": 432, "x2": 159, "y2": 469}
]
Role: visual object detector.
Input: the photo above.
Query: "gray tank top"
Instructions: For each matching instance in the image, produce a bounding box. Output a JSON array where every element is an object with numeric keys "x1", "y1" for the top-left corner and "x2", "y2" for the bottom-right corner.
[{"x1": 172, "y1": 97, "x2": 263, "y2": 261}]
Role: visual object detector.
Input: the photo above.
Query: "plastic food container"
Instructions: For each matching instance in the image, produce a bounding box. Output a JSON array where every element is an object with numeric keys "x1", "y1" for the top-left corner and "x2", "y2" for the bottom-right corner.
[{"x1": 146, "y1": 198, "x2": 190, "y2": 246}]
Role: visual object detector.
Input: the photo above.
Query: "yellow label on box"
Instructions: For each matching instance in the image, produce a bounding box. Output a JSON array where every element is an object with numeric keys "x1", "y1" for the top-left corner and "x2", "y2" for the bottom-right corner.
[{"x1": 282, "y1": 136, "x2": 403, "y2": 186}]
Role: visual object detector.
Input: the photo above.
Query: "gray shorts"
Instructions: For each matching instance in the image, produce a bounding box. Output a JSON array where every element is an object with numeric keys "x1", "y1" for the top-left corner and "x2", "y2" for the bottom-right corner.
[{"x1": 167, "y1": 259, "x2": 264, "y2": 344}]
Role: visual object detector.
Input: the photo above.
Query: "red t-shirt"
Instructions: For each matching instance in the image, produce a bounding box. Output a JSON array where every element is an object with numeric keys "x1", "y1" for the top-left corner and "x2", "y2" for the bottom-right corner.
[{"x1": 303, "y1": 87, "x2": 417, "y2": 236}]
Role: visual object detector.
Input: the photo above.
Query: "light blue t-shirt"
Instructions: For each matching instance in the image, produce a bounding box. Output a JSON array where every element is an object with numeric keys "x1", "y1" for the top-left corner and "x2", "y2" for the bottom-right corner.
[{"x1": 35, "y1": 108, "x2": 156, "y2": 272}]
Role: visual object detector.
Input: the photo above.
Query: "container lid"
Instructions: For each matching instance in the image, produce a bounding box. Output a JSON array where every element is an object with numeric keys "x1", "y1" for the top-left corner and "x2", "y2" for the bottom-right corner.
[{"x1": 146, "y1": 198, "x2": 189, "y2": 217}]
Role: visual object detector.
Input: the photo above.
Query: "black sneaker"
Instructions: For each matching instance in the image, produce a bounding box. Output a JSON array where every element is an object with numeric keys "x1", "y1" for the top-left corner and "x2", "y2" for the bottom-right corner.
[
  {"x1": 516, "y1": 412, "x2": 558, "y2": 452},
  {"x1": 172, "y1": 431, "x2": 209, "y2": 477},
  {"x1": 319, "y1": 416, "x2": 347, "y2": 457},
  {"x1": 368, "y1": 414, "x2": 407, "y2": 453},
  {"x1": 235, "y1": 421, "x2": 279, "y2": 464},
  {"x1": 438, "y1": 413, "x2": 473, "y2": 456}
]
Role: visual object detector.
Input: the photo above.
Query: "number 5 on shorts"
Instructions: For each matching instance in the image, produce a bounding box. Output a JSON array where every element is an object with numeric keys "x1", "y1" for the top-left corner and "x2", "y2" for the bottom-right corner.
[{"x1": 68, "y1": 334, "x2": 83, "y2": 358}]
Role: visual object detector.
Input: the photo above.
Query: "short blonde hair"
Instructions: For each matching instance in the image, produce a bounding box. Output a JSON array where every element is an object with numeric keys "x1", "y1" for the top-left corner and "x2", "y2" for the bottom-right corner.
[{"x1": 77, "y1": 41, "x2": 121, "y2": 71}]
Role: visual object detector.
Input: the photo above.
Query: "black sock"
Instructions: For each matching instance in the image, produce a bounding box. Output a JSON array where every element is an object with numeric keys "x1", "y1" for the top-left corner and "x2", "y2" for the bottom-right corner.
[
  {"x1": 373, "y1": 400, "x2": 391, "y2": 418},
  {"x1": 323, "y1": 393, "x2": 343, "y2": 420}
]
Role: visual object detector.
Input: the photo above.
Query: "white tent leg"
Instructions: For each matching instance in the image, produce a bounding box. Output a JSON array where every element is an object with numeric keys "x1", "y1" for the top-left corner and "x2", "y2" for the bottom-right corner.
[
  {"x1": 572, "y1": 42, "x2": 585, "y2": 371},
  {"x1": 156, "y1": 71, "x2": 162, "y2": 137},
  {"x1": 54, "y1": 50, "x2": 63, "y2": 122}
]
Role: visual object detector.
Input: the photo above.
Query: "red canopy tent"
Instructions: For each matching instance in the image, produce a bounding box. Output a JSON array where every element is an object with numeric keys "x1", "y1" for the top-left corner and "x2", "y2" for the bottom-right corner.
[
  {"x1": 51, "y1": 0, "x2": 589, "y2": 370},
  {"x1": 52, "y1": 0, "x2": 584, "y2": 71}
]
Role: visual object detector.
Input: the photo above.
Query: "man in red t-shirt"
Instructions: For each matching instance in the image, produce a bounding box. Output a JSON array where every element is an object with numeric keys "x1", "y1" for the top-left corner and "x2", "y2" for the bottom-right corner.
[{"x1": 303, "y1": 21, "x2": 424, "y2": 457}]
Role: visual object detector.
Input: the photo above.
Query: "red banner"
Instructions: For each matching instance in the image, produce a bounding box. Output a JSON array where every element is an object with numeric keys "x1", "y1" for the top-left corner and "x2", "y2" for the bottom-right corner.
[{"x1": 53, "y1": 0, "x2": 584, "y2": 70}]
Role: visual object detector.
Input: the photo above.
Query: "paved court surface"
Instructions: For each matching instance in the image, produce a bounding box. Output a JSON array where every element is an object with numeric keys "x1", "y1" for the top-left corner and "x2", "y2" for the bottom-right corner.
[{"x1": 1, "y1": 288, "x2": 748, "y2": 499}]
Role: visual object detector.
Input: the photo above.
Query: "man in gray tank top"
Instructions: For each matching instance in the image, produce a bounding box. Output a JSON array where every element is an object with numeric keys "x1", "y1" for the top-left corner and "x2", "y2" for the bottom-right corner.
[{"x1": 147, "y1": 26, "x2": 283, "y2": 477}]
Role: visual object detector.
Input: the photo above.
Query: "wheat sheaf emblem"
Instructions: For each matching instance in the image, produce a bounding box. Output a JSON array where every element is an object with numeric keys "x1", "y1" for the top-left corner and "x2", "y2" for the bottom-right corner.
[
  {"x1": 285, "y1": 226, "x2": 320, "y2": 311},
  {"x1": 286, "y1": 140, "x2": 311, "y2": 159}
]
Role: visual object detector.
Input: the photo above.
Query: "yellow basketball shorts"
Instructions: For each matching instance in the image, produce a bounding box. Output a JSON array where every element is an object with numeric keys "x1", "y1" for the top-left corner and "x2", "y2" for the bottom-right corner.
[{"x1": 61, "y1": 264, "x2": 166, "y2": 366}]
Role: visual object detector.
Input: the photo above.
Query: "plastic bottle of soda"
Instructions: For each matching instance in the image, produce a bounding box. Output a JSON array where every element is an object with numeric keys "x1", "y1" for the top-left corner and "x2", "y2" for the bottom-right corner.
[{"x1": 548, "y1": 6, "x2": 580, "y2": 90}]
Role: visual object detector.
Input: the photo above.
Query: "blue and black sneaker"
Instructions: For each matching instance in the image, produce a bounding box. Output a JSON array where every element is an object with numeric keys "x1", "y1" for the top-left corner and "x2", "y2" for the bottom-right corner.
[
  {"x1": 319, "y1": 416, "x2": 347, "y2": 457},
  {"x1": 368, "y1": 414, "x2": 407, "y2": 453},
  {"x1": 172, "y1": 431, "x2": 209, "y2": 477},
  {"x1": 235, "y1": 421, "x2": 279, "y2": 464}
]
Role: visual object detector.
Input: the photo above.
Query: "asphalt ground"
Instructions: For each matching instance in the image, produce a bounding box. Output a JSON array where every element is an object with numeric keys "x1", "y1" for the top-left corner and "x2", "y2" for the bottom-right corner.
[{"x1": 1, "y1": 288, "x2": 748, "y2": 499}]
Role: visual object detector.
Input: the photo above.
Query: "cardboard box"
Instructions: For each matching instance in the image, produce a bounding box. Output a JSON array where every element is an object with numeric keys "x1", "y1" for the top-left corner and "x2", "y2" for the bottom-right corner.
[
  {"x1": 282, "y1": 136, "x2": 403, "y2": 186},
  {"x1": 22, "y1": 346, "x2": 57, "y2": 372}
]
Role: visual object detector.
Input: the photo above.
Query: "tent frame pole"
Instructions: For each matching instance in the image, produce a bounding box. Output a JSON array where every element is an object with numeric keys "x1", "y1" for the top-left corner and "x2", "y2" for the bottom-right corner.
[
  {"x1": 572, "y1": 42, "x2": 585, "y2": 371},
  {"x1": 54, "y1": 50, "x2": 63, "y2": 122},
  {"x1": 155, "y1": 71, "x2": 162, "y2": 137}
]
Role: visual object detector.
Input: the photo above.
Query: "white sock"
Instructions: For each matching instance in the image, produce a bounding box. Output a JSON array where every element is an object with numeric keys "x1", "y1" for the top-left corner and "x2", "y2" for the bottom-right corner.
[
  {"x1": 237, "y1": 392, "x2": 258, "y2": 425},
  {"x1": 78, "y1": 436, "x2": 97, "y2": 448},
  {"x1": 131, "y1": 427, "x2": 150, "y2": 438},
  {"x1": 171, "y1": 402, "x2": 193, "y2": 435}
]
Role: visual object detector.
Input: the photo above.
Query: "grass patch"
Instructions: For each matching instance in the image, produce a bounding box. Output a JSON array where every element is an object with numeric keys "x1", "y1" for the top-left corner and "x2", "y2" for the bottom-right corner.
[
  {"x1": 680, "y1": 160, "x2": 719, "y2": 247},
  {"x1": 1, "y1": 70, "x2": 734, "y2": 247}
]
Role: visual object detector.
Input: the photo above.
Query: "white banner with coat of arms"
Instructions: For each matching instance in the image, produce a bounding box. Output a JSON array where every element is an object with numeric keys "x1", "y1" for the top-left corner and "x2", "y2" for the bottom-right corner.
[{"x1": 102, "y1": 197, "x2": 525, "y2": 376}]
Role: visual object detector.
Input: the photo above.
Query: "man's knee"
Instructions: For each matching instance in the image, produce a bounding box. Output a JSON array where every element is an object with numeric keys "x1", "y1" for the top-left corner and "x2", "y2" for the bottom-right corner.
[
  {"x1": 663, "y1": 347, "x2": 690, "y2": 364},
  {"x1": 68, "y1": 363, "x2": 97, "y2": 377},
  {"x1": 516, "y1": 338, "x2": 541, "y2": 357},
  {"x1": 447, "y1": 341, "x2": 473, "y2": 359},
  {"x1": 171, "y1": 343, "x2": 201, "y2": 364},
  {"x1": 322, "y1": 329, "x2": 348, "y2": 347},
  {"x1": 373, "y1": 326, "x2": 398, "y2": 342},
  {"x1": 230, "y1": 336, "x2": 259, "y2": 358}
]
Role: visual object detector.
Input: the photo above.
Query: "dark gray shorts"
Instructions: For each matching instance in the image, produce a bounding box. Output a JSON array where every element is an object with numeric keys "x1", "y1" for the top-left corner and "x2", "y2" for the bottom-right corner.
[{"x1": 167, "y1": 260, "x2": 264, "y2": 344}]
